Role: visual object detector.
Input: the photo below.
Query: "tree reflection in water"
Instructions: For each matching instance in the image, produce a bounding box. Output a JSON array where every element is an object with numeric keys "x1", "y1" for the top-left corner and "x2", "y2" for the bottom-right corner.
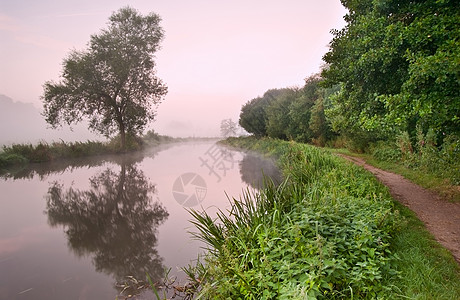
[
  {"x1": 45, "y1": 160, "x2": 169, "y2": 288},
  {"x1": 239, "y1": 153, "x2": 282, "y2": 189}
]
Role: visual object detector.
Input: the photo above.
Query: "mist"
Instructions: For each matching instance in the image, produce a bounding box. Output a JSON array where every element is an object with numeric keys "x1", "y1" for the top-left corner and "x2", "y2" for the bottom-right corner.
[
  {"x1": 0, "y1": 94, "x2": 103, "y2": 146},
  {"x1": 0, "y1": 1, "x2": 347, "y2": 140}
]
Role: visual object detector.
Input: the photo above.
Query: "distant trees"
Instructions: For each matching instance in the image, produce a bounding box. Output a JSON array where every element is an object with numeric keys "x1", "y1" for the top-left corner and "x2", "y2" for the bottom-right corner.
[
  {"x1": 42, "y1": 7, "x2": 167, "y2": 150},
  {"x1": 265, "y1": 88, "x2": 299, "y2": 140},
  {"x1": 238, "y1": 75, "x2": 334, "y2": 146},
  {"x1": 239, "y1": 0, "x2": 459, "y2": 152},
  {"x1": 220, "y1": 119, "x2": 239, "y2": 137}
]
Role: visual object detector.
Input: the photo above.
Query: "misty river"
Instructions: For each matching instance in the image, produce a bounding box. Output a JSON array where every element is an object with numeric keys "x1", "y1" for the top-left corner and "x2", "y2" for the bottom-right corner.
[{"x1": 0, "y1": 141, "x2": 281, "y2": 300}]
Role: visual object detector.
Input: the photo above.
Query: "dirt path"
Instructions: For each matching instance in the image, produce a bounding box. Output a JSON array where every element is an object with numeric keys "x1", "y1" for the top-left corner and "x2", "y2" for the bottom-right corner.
[{"x1": 337, "y1": 154, "x2": 460, "y2": 264}]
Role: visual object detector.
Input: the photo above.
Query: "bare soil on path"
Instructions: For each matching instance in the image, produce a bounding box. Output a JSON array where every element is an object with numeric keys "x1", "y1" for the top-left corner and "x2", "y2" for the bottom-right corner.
[{"x1": 337, "y1": 154, "x2": 460, "y2": 264}]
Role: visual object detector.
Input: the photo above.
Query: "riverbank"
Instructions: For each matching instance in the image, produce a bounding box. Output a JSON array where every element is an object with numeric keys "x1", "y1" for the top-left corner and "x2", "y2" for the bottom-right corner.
[
  {"x1": 0, "y1": 133, "x2": 193, "y2": 171},
  {"x1": 186, "y1": 137, "x2": 460, "y2": 299}
]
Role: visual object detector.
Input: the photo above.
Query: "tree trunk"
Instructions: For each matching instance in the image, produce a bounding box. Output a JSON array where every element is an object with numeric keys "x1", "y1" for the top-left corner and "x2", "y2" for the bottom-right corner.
[{"x1": 119, "y1": 121, "x2": 126, "y2": 152}]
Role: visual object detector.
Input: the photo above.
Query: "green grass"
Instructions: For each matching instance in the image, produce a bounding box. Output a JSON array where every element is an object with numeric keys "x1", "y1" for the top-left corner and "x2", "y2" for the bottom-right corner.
[
  {"x1": 327, "y1": 147, "x2": 460, "y2": 203},
  {"x1": 0, "y1": 132, "x2": 178, "y2": 171},
  {"x1": 388, "y1": 202, "x2": 460, "y2": 299},
  {"x1": 186, "y1": 137, "x2": 460, "y2": 299},
  {"x1": 0, "y1": 140, "x2": 111, "y2": 169}
]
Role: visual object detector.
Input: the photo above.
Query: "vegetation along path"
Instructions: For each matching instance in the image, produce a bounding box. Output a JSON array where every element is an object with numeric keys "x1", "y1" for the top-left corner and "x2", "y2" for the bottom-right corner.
[{"x1": 338, "y1": 154, "x2": 460, "y2": 264}]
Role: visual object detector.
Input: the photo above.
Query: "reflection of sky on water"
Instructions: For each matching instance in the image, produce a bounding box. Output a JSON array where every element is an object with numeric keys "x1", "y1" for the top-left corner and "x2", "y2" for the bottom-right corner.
[{"x1": 0, "y1": 141, "x2": 280, "y2": 299}]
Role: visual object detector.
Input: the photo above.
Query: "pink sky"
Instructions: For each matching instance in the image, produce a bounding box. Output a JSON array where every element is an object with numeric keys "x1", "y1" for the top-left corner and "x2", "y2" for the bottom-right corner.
[{"x1": 0, "y1": 0, "x2": 346, "y2": 138}]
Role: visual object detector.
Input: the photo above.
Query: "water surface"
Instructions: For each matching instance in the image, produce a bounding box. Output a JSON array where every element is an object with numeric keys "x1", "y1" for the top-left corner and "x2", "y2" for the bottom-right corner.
[{"x1": 0, "y1": 141, "x2": 280, "y2": 299}]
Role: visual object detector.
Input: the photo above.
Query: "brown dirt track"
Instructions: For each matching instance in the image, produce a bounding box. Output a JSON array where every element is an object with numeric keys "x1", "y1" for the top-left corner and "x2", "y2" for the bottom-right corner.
[{"x1": 338, "y1": 154, "x2": 460, "y2": 264}]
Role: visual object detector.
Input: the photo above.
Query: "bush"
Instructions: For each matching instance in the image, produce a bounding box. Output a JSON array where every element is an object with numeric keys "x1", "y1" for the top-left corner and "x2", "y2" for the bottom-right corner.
[
  {"x1": 3, "y1": 143, "x2": 35, "y2": 158},
  {"x1": 190, "y1": 138, "x2": 400, "y2": 299},
  {"x1": 1, "y1": 140, "x2": 112, "y2": 169},
  {"x1": 0, "y1": 153, "x2": 28, "y2": 168},
  {"x1": 370, "y1": 131, "x2": 460, "y2": 186},
  {"x1": 371, "y1": 142, "x2": 402, "y2": 163},
  {"x1": 108, "y1": 134, "x2": 144, "y2": 152}
]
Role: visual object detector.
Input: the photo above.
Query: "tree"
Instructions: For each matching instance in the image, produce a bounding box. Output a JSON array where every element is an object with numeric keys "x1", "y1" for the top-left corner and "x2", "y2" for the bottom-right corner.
[
  {"x1": 239, "y1": 153, "x2": 282, "y2": 189},
  {"x1": 266, "y1": 88, "x2": 299, "y2": 140},
  {"x1": 239, "y1": 89, "x2": 290, "y2": 137},
  {"x1": 42, "y1": 7, "x2": 168, "y2": 150},
  {"x1": 220, "y1": 119, "x2": 238, "y2": 137},
  {"x1": 322, "y1": 0, "x2": 460, "y2": 146},
  {"x1": 239, "y1": 96, "x2": 270, "y2": 137},
  {"x1": 285, "y1": 76, "x2": 321, "y2": 142}
]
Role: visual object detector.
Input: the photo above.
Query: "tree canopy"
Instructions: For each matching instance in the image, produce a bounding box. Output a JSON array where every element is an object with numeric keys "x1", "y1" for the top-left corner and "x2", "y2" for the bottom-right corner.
[
  {"x1": 236, "y1": 0, "x2": 459, "y2": 184},
  {"x1": 238, "y1": 77, "x2": 335, "y2": 146},
  {"x1": 42, "y1": 7, "x2": 167, "y2": 150},
  {"x1": 322, "y1": 0, "x2": 460, "y2": 143}
]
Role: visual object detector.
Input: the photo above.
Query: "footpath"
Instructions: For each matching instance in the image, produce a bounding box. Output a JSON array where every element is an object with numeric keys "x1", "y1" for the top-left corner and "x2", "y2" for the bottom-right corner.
[{"x1": 338, "y1": 154, "x2": 460, "y2": 264}]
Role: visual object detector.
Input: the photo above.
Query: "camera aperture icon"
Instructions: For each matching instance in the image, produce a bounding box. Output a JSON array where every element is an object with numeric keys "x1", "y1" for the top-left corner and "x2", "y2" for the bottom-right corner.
[{"x1": 172, "y1": 173, "x2": 207, "y2": 207}]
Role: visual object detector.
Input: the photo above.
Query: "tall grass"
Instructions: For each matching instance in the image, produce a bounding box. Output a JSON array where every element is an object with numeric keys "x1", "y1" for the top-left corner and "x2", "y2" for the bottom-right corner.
[
  {"x1": 0, "y1": 140, "x2": 110, "y2": 169},
  {"x1": 0, "y1": 132, "x2": 178, "y2": 170},
  {"x1": 187, "y1": 137, "x2": 418, "y2": 299}
]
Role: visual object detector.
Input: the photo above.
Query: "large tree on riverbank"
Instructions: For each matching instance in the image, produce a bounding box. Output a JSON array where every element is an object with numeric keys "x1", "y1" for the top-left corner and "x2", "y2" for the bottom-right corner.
[{"x1": 42, "y1": 7, "x2": 167, "y2": 150}]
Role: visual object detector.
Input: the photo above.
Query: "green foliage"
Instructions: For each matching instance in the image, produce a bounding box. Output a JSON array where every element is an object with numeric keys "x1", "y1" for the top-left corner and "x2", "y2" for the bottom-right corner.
[
  {"x1": 2, "y1": 142, "x2": 52, "y2": 163},
  {"x1": 371, "y1": 141, "x2": 402, "y2": 163},
  {"x1": 239, "y1": 89, "x2": 288, "y2": 137},
  {"x1": 392, "y1": 130, "x2": 460, "y2": 185},
  {"x1": 285, "y1": 78, "x2": 317, "y2": 142},
  {"x1": 189, "y1": 138, "x2": 402, "y2": 299},
  {"x1": 239, "y1": 75, "x2": 334, "y2": 145},
  {"x1": 0, "y1": 133, "x2": 178, "y2": 171},
  {"x1": 0, "y1": 140, "x2": 110, "y2": 168},
  {"x1": 265, "y1": 89, "x2": 297, "y2": 139},
  {"x1": 108, "y1": 134, "x2": 145, "y2": 151},
  {"x1": 42, "y1": 6, "x2": 168, "y2": 150},
  {"x1": 0, "y1": 152, "x2": 28, "y2": 168},
  {"x1": 370, "y1": 129, "x2": 460, "y2": 185},
  {"x1": 322, "y1": 0, "x2": 460, "y2": 147},
  {"x1": 309, "y1": 97, "x2": 333, "y2": 146}
]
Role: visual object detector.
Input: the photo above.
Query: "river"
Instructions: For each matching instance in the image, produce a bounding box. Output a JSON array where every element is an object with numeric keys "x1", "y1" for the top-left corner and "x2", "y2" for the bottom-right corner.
[{"x1": 0, "y1": 141, "x2": 281, "y2": 300}]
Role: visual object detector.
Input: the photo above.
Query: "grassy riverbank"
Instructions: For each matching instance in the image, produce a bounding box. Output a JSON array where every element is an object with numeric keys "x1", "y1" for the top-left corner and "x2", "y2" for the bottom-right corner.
[
  {"x1": 186, "y1": 137, "x2": 460, "y2": 299},
  {"x1": 0, "y1": 132, "x2": 175, "y2": 170}
]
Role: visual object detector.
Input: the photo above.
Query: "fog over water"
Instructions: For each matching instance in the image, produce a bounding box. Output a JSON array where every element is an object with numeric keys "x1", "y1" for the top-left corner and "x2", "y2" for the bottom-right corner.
[{"x1": 0, "y1": 141, "x2": 281, "y2": 299}]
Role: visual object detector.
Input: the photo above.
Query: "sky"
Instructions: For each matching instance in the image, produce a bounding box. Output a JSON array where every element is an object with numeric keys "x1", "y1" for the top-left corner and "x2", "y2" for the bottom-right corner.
[{"x1": 0, "y1": 0, "x2": 347, "y2": 138}]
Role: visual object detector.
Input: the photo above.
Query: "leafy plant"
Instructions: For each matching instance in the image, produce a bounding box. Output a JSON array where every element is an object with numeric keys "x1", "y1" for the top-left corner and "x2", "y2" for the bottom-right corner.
[{"x1": 189, "y1": 138, "x2": 401, "y2": 299}]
